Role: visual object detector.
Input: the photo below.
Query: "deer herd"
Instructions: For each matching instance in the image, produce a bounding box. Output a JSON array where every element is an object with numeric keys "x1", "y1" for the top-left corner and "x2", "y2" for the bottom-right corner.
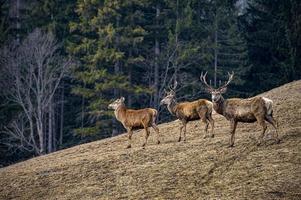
[{"x1": 108, "y1": 72, "x2": 280, "y2": 149}]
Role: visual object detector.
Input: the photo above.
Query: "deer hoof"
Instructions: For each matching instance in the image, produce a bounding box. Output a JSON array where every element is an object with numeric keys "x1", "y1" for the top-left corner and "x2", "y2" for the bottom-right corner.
[
  {"x1": 178, "y1": 137, "x2": 181, "y2": 142},
  {"x1": 228, "y1": 144, "x2": 234, "y2": 148},
  {"x1": 126, "y1": 144, "x2": 131, "y2": 149},
  {"x1": 157, "y1": 141, "x2": 161, "y2": 144},
  {"x1": 211, "y1": 134, "x2": 215, "y2": 138}
]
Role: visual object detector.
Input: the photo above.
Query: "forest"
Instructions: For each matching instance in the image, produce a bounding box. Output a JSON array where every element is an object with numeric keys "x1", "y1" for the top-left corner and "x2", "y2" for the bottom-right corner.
[{"x1": 0, "y1": 0, "x2": 300, "y2": 167}]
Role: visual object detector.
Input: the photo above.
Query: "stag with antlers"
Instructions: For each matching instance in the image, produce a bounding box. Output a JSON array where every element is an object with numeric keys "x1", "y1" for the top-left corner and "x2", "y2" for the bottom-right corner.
[
  {"x1": 160, "y1": 80, "x2": 215, "y2": 142},
  {"x1": 108, "y1": 97, "x2": 160, "y2": 148},
  {"x1": 200, "y1": 72, "x2": 280, "y2": 147}
]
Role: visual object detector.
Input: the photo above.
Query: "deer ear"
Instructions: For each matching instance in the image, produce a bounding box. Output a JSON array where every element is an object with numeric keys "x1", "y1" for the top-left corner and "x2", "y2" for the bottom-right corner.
[
  {"x1": 219, "y1": 87, "x2": 227, "y2": 94},
  {"x1": 205, "y1": 87, "x2": 213, "y2": 93},
  {"x1": 120, "y1": 97, "x2": 125, "y2": 102}
]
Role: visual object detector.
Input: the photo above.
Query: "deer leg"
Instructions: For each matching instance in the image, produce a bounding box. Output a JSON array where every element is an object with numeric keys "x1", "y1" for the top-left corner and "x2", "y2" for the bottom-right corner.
[
  {"x1": 126, "y1": 128, "x2": 133, "y2": 149},
  {"x1": 229, "y1": 120, "x2": 237, "y2": 147},
  {"x1": 142, "y1": 127, "x2": 150, "y2": 147},
  {"x1": 183, "y1": 123, "x2": 187, "y2": 141},
  {"x1": 198, "y1": 108, "x2": 209, "y2": 138},
  {"x1": 178, "y1": 120, "x2": 185, "y2": 142},
  {"x1": 202, "y1": 118, "x2": 209, "y2": 139},
  {"x1": 208, "y1": 114, "x2": 215, "y2": 138},
  {"x1": 265, "y1": 115, "x2": 280, "y2": 144},
  {"x1": 151, "y1": 111, "x2": 160, "y2": 144},
  {"x1": 257, "y1": 118, "x2": 267, "y2": 146},
  {"x1": 152, "y1": 123, "x2": 160, "y2": 144},
  {"x1": 178, "y1": 126, "x2": 182, "y2": 142}
]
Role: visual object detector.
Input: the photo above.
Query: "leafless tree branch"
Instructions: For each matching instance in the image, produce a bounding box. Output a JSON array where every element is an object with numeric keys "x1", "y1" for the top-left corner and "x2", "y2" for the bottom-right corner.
[{"x1": 0, "y1": 28, "x2": 73, "y2": 155}]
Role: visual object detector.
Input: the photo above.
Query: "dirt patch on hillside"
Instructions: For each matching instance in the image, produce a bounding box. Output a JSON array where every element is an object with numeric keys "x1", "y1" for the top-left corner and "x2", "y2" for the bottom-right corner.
[{"x1": 0, "y1": 80, "x2": 301, "y2": 200}]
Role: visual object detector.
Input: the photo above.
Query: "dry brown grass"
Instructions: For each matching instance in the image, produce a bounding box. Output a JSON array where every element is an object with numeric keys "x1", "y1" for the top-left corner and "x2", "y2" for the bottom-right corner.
[{"x1": 0, "y1": 81, "x2": 301, "y2": 200}]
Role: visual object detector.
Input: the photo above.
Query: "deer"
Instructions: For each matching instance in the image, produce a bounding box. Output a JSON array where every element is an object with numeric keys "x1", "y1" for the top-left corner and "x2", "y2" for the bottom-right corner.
[
  {"x1": 200, "y1": 71, "x2": 280, "y2": 147},
  {"x1": 108, "y1": 97, "x2": 160, "y2": 149},
  {"x1": 160, "y1": 80, "x2": 214, "y2": 142}
]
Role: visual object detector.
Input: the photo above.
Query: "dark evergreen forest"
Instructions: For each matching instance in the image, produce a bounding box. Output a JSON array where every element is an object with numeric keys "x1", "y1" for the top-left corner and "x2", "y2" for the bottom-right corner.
[{"x1": 0, "y1": 0, "x2": 300, "y2": 167}]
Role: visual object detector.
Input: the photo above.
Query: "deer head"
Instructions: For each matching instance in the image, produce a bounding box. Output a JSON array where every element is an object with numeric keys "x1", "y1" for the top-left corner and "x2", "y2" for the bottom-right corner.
[
  {"x1": 108, "y1": 97, "x2": 125, "y2": 110},
  {"x1": 200, "y1": 72, "x2": 234, "y2": 103},
  {"x1": 160, "y1": 80, "x2": 178, "y2": 105}
]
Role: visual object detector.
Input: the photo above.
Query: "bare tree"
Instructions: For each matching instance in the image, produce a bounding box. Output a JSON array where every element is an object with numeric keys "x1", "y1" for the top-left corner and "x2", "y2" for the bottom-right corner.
[
  {"x1": 2, "y1": 113, "x2": 39, "y2": 153},
  {"x1": 0, "y1": 29, "x2": 72, "y2": 155}
]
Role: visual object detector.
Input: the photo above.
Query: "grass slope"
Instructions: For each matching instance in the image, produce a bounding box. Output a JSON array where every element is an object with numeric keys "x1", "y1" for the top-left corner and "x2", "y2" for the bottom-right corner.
[{"x1": 0, "y1": 81, "x2": 301, "y2": 200}]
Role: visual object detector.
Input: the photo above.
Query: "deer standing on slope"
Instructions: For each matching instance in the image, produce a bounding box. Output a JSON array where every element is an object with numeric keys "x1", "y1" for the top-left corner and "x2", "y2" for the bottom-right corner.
[
  {"x1": 200, "y1": 72, "x2": 280, "y2": 147},
  {"x1": 160, "y1": 81, "x2": 214, "y2": 142},
  {"x1": 108, "y1": 97, "x2": 160, "y2": 148}
]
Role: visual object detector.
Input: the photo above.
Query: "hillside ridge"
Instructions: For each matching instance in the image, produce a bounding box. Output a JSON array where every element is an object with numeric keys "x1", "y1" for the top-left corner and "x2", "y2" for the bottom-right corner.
[{"x1": 0, "y1": 80, "x2": 301, "y2": 200}]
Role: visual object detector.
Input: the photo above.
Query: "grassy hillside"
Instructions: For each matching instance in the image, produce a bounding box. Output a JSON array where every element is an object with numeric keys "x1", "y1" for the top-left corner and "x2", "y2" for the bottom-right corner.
[{"x1": 0, "y1": 81, "x2": 301, "y2": 200}]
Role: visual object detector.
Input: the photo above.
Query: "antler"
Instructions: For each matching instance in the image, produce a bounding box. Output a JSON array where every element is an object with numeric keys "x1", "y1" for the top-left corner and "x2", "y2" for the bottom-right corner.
[
  {"x1": 220, "y1": 71, "x2": 234, "y2": 89},
  {"x1": 200, "y1": 71, "x2": 213, "y2": 91},
  {"x1": 166, "y1": 78, "x2": 178, "y2": 95},
  {"x1": 172, "y1": 79, "x2": 178, "y2": 91}
]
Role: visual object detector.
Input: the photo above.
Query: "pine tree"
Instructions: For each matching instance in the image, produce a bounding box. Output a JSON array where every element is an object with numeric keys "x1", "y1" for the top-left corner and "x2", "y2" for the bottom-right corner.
[
  {"x1": 213, "y1": 0, "x2": 249, "y2": 94},
  {"x1": 163, "y1": 0, "x2": 248, "y2": 96},
  {"x1": 0, "y1": 0, "x2": 10, "y2": 44},
  {"x1": 27, "y1": 0, "x2": 77, "y2": 43},
  {"x1": 68, "y1": 0, "x2": 151, "y2": 137},
  {"x1": 241, "y1": 0, "x2": 301, "y2": 93}
]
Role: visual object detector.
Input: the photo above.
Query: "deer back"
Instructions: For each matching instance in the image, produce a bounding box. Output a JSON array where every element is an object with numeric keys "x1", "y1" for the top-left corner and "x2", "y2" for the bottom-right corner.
[
  {"x1": 221, "y1": 97, "x2": 269, "y2": 122},
  {"x1": 175, "y1": 99, "x2": 212, "y2": 121},
  {"x1": 123, "y1": 108, "x2": 155, "y2": 128}
]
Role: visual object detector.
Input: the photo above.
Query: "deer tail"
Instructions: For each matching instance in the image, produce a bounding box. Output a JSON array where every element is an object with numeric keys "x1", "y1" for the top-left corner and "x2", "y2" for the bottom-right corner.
[
  {"x1": 262, "y1": 97, "x2": 273, "y2": 116},
  {"x1": 152, "y1": 109, "x2": 158, "y2": 124}
]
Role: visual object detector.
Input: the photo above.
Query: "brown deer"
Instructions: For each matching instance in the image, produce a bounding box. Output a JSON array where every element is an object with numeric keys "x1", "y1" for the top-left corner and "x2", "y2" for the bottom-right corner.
[
  {"x1": 108, "y1": 97, "x2": 160, "y2": 148},
  {"x1": 200, "y1": 72, "x2": 280, "y2": 147},
  {"x1": 160, "y1": 81, "x2": 214, "y2": 142}
]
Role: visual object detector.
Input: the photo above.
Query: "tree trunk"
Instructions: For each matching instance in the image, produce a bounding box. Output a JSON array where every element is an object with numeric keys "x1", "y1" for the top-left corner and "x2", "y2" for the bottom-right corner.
[
  {"x1": 174, "y1": 0, "x2": 179, "y2": 79},
  {"x1": 29, "y1": 116, "x2": 39, "y2": 154},
  {"x1": 128, "y1": 48, "x2": 133, "y2": 107},
  {"x1": 37, "y1": 118, "x2": 45, "y2": 155},
  {"x1": 154, "y1": 3, "x2": 160, "y2": 109},
  {"x1": 52, "y1": 99, "x2": 56, "y2": 151},
  {"x1": 52, "y1": 108, "x2": 57, "y2": 152},
  {"x1": 9, "y1": 0, "x2": 21, "y2": 43},
  {"x1": 112, "y1": 15, "x2": 121, "y2": 137},
  {"x1": 59, "y1": 83, "x2": 64, "y2": 147},
  {"x1": 214, "y1": 21, "x2": 218, "y2": 87},
  {"x1": 16, "y1": 0, "x2": 20, "y2": 42},
  {"x1": 80, "y1": 95, "x2": 84, "y2": 129},
  {"x1": 36, "y1": 91, "x2": 46, "y2": 155},
  {"x1": 48, "y1": 103, "x2": 53, "y2": 153}
]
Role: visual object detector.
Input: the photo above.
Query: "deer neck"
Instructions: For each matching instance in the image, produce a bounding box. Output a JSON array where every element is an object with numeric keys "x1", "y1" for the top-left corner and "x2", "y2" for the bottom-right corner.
[
  {"x1": 213, "y1": 96, "x2": 225, "y2": 115},
  {"x1": 167, "y1": 99, "x2": 177, "y2": 116},
  {"x1": 114, "y1": 104, "x2": 126, "y2": 122}
]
